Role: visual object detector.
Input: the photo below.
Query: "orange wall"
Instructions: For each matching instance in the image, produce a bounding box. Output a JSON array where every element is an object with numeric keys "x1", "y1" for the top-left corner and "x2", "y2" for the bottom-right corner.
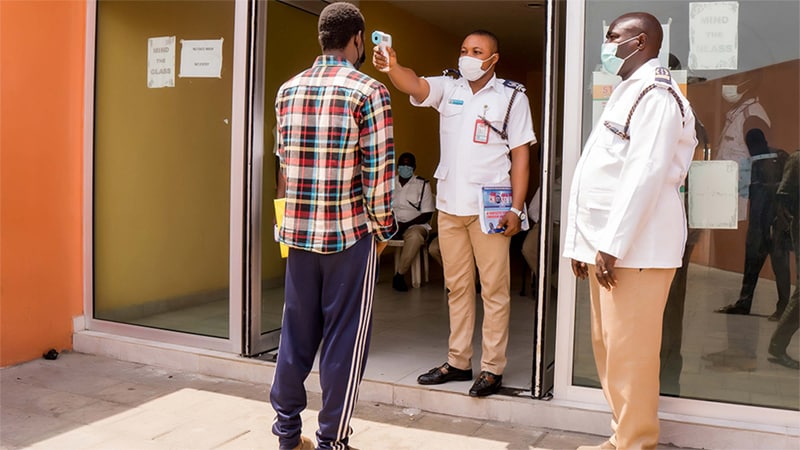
[{"x1": 0, "y1": 1, "x2": 86, "y2": 366}]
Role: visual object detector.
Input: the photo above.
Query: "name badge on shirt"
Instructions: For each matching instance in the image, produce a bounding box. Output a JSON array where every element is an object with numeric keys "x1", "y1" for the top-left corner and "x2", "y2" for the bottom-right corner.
[
  {"x1": 473, "y1": 119, "x2": 489, "y2": 144},
  {"x1": 449, "y1": 98, "x2": 464, "y2": 105}
]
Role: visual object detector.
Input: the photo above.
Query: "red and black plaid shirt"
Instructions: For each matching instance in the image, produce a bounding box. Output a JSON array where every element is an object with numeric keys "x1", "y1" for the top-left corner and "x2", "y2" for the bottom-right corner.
[{"x1": 276, "y1": 55, "x2": 396, "y2": 254}]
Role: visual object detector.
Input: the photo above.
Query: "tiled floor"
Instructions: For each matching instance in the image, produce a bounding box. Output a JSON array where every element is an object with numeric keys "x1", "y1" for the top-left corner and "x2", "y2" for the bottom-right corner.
[{"x1": 104, "y1": 257, "x2": 799, "y2": 411}]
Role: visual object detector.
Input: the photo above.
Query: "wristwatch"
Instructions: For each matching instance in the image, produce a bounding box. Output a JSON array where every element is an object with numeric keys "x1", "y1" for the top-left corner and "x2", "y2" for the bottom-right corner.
[{"x1": 509, "y1": 207, "x2": 527, "y2": 222}]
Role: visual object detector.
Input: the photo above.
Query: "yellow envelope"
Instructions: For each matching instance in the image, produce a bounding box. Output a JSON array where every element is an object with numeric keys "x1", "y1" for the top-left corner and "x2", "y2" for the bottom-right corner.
[{"x1": 273, "y1": 198, "x2": 289, "y2": 258}]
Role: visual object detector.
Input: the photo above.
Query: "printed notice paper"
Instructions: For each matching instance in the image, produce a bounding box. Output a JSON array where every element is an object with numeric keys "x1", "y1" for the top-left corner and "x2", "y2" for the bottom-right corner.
[
  {"x1": 147, "y1": 36, "x2": 175, "y2": 88},
  {"x1": 689, "y1": 2, "x2": 739, "y2": 70},
  {"x1": 688, "y1": 161, "x2": 739, "y2": 229},
  {"x1": 179, "y1": 38, "x2": 223, "y2": 78}
]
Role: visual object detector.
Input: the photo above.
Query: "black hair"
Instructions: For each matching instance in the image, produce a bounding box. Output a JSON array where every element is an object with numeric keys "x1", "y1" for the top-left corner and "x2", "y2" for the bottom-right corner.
[
  {"x1": 398, "y1": 152, "x2": 416, "y2": 167},
  {"x1": 318, "y1": 2, "x2": 365, "y2": 51},
  {"x1": 466, "y1": 29, "x2": 499, "y2": 53}
]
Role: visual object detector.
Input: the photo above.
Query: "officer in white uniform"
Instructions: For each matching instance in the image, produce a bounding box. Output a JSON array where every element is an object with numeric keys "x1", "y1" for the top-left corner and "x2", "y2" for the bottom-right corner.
[
  {"x1": 391, "y1": 152, "x2": 435, "y2": 291},
  {"x1": 373, "y1": 30, "x2": 536, "y2": 397},
  {"x1": 563, "y1": 13, "x2": 697, "y2": 450},
  {"x1": 716, "y1": 79, "x2": 771, "y2": 221}
]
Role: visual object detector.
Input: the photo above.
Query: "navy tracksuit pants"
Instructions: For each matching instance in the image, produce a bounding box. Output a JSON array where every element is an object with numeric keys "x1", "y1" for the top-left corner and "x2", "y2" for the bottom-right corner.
[{"x1": 270, "y1": 236, "x2": 377, "y2": 450}]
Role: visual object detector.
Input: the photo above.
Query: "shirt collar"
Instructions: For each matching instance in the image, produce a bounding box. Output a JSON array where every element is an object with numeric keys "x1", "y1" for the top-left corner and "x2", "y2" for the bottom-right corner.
[
  {"x1": 313, "y1": 55, "x2": 354, "y2": 69},
  {"x1": 627, "y1": 58, "x2": 661, "y2": 82},
  {"x1": 457, "y1": 73, "x2": 500, "y2": 94}
]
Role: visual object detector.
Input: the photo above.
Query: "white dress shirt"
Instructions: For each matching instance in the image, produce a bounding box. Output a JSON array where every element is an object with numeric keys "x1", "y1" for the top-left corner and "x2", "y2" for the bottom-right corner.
[
  {"x1": 563, "y1": 59, "x2": 698, "y2": 268},
  {"x1": 411, "y1": 75, "x2": 536, "y2": 216},
  {"x1": 393, "y1": 175, "x2": 435, "y2": 224}
]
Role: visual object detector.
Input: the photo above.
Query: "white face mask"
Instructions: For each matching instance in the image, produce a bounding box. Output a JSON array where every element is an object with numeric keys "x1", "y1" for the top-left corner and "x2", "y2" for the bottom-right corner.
[
  {"x1": 721, "y1": 84, "x2": 744, "y2": 103},
  {"x1": 458, "y1": 54, "x2": 496, "y2": 81}
]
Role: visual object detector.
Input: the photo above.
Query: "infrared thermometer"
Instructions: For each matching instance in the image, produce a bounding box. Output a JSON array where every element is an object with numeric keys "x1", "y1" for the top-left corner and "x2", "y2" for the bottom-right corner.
[{"x1": 371, "y1": 30, "x2": 392, "y2": 72}]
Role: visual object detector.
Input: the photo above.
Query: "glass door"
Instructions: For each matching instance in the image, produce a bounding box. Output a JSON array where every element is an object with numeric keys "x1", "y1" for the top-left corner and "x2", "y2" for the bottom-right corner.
[
  {"x1": 245, "y1": 0, "x2": 326, "y2": 356},
  {"x1": 90, "y1": 0, "x2": 246, "y2": 352},
  {"x1": 531, "y1": 0, "x2": 567, "y2": 399},
  {"x1": 556, "y1": 0, "x2": 799, "y2": 430}
]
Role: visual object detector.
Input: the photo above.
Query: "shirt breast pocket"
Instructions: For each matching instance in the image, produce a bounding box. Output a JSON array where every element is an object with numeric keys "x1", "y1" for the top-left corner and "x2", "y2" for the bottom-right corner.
[
  {"x1": 598, "y1": 114, "x2": 628, "y2": 151},
  {"x1": 441, "y1": 101, "x2": 463, "y2": 133},
  {"x1": 481, "y1": 112, "x2": 507, "y2": 145}
]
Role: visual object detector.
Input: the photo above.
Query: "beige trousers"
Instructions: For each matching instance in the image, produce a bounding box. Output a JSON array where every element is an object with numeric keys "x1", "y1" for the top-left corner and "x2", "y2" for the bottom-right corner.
[
  {"x1": 438, "y1": 212, "x2": 511, "y2": 374},
  {"x1": 588, "y1": 265, "x2": 675, "y2": 450},
  {"x1": 395, "y1": 225, "x2": 428, "y2": 275}
]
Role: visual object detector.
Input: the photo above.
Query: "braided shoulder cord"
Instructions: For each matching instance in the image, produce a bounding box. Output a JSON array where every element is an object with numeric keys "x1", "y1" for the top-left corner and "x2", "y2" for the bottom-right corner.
[
  {"x1": 479, "y1": 87, "x2": 521, "y2": 141},
  {"x1": 603, "y1": 84, "x2": 686, "y2": 141}
]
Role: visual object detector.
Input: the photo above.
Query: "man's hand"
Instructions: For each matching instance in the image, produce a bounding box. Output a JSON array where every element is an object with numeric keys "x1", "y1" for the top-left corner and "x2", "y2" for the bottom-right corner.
[
  {"x1": 571, "y1": 259, "x2": 588, "y2": 280},
  {"x1": 594, "y1": 251, "x2": 618, "y2": 290},
  {"x1": 498, "y1": 211, "x2": 522, "y2": 236},
  {"x1": 376, "y1": 240, "x2": 389, "y2": 256},
  {"x1": 372, "y1": 45, "x2": 397, "y2": 73}
]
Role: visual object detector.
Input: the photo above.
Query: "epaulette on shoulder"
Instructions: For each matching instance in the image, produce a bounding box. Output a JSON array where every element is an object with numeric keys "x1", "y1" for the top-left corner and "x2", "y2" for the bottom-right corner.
[
  {"x1": 415, "y1": 175, "x2": 428, "y2": 182},
  {"x1": 503, "y1": 79, "x2": 526, "y2": 93},
  {"x1": 654, "y1": 67, "x2": 672, "y2": 89}
]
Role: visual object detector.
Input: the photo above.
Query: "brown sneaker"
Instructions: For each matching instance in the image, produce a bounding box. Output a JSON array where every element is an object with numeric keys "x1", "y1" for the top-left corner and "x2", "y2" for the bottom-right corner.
[{"x1": 291, "y1": 435, "x2": 315, "y2": 450}]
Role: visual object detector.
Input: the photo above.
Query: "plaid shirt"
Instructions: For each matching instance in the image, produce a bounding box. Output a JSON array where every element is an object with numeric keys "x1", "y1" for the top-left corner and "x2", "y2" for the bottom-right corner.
[{"x1": 276, "y1": 55, "x2": 397, "y2": 254}]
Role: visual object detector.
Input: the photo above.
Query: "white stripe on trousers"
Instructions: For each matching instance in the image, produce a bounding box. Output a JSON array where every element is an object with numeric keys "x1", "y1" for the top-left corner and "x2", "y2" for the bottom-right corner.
[{"x1": 334, "y1": 238, "x2": 376, "y2": 448}]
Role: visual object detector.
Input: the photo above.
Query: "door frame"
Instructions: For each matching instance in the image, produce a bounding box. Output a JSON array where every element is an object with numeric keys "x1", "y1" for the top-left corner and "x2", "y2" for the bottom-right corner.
[
  {"x1": 531, "y1": 0, "x2": 566, "y2": 399},
  {"x1": 244, "y1": 0, "x2": 282, "y2": 356},
  {"x1": 82, "y1": 0, "x2": 251, "y2": 354}
]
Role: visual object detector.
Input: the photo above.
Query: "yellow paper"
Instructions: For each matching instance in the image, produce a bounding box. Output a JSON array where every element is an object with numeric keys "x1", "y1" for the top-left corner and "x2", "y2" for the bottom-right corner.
[{"x1": 273, "y1": 198, "x2": 289, "y2": 258}]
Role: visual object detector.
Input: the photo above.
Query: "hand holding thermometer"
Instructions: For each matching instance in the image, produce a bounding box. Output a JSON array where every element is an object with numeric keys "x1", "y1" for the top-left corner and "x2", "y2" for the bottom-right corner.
[{"x1": 371, "y1": 30, "x2": 392, "y2": 72}]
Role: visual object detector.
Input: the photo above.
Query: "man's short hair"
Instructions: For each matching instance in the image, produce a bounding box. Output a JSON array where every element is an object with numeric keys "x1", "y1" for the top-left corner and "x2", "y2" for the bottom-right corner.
[
  {"x1": 398, "y1": 152, "x2": 416, "y2": 167},
  {"x1": 466, "y1": 29, "x2": 499, "y2": 53},
  {"x1": 318, "y1": 2, "x2": 365, "y2": 51}
]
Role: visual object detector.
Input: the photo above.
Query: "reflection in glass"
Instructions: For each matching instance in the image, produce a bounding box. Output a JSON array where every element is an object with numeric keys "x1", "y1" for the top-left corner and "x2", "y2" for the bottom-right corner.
[{"x1": 574, "y1": 0, "x2": 799, "y2": 411}]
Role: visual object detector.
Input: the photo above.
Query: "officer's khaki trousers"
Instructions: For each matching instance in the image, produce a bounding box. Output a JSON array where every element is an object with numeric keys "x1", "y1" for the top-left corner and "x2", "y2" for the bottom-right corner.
[
  {"x1": 588, "y1": 265, "x2": 675, "y2": 450},
  {"x1": 396, "y1": 225, "x2": 428, "y2": 275},
  {"x1": 438, "y1": 212, "x2": 510, "y2": 375}
]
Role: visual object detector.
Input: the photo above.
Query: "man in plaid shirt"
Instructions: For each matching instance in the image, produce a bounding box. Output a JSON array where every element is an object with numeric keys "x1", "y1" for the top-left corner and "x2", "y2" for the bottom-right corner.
[{"x1": 269, "y1": 3, "x2": 396, "y2": 450}]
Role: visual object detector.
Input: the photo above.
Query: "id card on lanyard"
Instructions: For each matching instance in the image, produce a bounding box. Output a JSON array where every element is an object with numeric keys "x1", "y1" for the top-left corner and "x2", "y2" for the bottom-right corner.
[{"x1": 473, "y1": 119, "x2": 489, "y2": 144}]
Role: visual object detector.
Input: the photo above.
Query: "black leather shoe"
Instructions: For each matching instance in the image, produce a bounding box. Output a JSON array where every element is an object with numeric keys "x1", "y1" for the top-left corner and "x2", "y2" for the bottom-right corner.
[
  {"x1": 768, "y1": 310, "x2": 783, "y2": 321},
  {"x1": 417, "y1": 363, "x2": 472, "y2": 385},
  {"x1": 768, "y1": 353, "x2": 800, "y2": 370},
  {"x1": 469, "y1": 371, "x2": 502, "y2": 397},
  {"x1": 715, "y1": 303, "x2": 750, "y2": 315},
  {"x1": 392, "y1": 273, "x2": 408, "y2": 292}
]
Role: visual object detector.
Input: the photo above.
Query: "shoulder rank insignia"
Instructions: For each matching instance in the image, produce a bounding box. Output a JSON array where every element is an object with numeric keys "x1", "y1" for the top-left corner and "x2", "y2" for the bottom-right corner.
[
  {"x1": 654, "y1": 67, "x2": 672, "y2": 88},
  {"x1": 503, "y1": 79, "x2": 526, "y2": 93}
]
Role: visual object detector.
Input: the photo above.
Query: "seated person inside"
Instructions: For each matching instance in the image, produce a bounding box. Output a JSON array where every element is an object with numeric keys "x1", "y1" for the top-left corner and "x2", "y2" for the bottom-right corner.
[{"x1": 392, "y1": 152, "x2": 435, "y2": 291}]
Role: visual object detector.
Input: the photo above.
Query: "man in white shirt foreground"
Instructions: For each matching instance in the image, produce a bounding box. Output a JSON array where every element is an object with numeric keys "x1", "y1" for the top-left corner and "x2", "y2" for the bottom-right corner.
[{"x1": 563, "y1": 12, "x2": 697, "y2": 450}]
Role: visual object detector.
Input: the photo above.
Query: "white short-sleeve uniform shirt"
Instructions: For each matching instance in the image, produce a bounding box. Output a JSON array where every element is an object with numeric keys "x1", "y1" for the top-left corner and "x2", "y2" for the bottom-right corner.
[
  {"x1": 412, "y1": 75, "x2": 536, "y2": 216},
  {"x1": 393, "y1": 175, "x2": 435, "y2": 224}
]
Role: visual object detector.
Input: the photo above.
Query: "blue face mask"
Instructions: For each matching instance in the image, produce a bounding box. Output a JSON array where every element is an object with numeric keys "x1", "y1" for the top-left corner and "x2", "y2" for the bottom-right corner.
[
  {"x1": 600, "y1": 35, "x2": 640, "y2": 76},
  {"x1": 398, "y1": 165, "x2": 414, "y2": 179}
]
